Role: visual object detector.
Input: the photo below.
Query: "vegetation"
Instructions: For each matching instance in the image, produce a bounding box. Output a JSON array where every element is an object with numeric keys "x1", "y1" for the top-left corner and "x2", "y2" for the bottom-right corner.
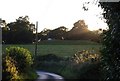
[
  {"x1": 39, "y1": 20, "x2": 102, "y2": 42},
  {"x1": 2, "y1": 16, "x2": 35, "y2": 44},
  {"x1": 33, "y1": 49, "x2": 103, "y2": 80},
  {"x1": 2, "y1": 41, "x2": 101, "y2": 57},
  {"x1": 5, "y1": 47, "x2": 33, "y2": 72},
  {"x1": 72, "y1": 49, "x2": 100, "y2": 63},
  {"x1": 1, "y1": 15, "x2": 102, "y2": 80},
  {"x1": 100, "y1": 2, "x2": 120, "y2": 80},
  {"x1": 38, "y1": 40, "x2": 100, "y2": 45},
  {"x1": 2, "y1": 47, "x2": 37, "y2": 81},
  {"x1": 2, "y1": 40, "x2": 101, "y2": 80},
  {"x1": 2, "y1": 2, "x2": 119, "y2": 80},
  {"x1": 1, "y1": 17, "x2": 102, "y2": 44},
  {"x1": 48, "y1": 26, "x2": 68, "y2": 40},
  {"x1": 2, "y1": 55, "x2": 20, "y2": 80}
]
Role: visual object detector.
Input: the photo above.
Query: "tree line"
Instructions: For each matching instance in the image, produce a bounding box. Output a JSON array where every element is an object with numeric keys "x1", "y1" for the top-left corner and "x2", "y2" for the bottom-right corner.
[
  {"x1": 39, "y1": 20, "x2": 104, "y2": 42},
  {"x1": 1, "y1": 16, "x2": 104, "y2": 44}
]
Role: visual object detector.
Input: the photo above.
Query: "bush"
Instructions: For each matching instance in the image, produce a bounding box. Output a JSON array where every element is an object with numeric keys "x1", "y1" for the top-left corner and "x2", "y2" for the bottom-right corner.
[
  {"x1": 5, "y1": 46, "x2": 33, "y2": 72},
  {"x1": 2, "y1": 46, "x2": 36, "y2": 80},
  {"x1": 72, "y1": 50, "x2": 100, "y2": 64},
  {"x1": 2, "y1": 55, "x2": 20, "y2": 80},
  {"x1": 60, "y1": 59, "x2": 103, "y2": 80},
  {"x1": 74, "y1": 62, "x2": 103, "y2": 80},
  {"x1": 60, "y1": 50, "x2": 103, "y2": 80}
]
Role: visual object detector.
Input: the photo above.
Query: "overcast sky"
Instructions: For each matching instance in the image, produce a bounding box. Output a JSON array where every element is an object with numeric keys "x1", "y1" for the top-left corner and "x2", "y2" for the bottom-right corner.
[{"x1": 0, "y1": 0, "x2": 108, "y2": 32}]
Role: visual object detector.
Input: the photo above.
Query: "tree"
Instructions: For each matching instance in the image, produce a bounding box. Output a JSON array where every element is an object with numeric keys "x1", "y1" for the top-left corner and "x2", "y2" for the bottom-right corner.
[
  {"x1": 3, "y1": 16, "x2": 35, "y2": 44},
  {"x1": 71, "y1": 20, "x2": 88, "y2": 33},
  {"x1": 48, "y1": 26, "x2": 68, "y2": 40},
  {"x1": 100, "y1": 2, "x2": 120, "y2": 80},
  {"x1": 66, "y1": 20, "x2": 91, "y2": 40},
  {"x1": 0, "y1": 18, "x2": 7, "y2": 28},
  {"x1": 0, "y1": 19, "x2": 9, "y2": 44},
  {"x1": 38, "y1": 28, "x2": 51, "y2": 40}
]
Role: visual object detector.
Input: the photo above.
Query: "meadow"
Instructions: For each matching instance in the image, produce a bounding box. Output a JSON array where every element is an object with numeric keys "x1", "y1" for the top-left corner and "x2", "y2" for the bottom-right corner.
[{"x1": 2, "y1": 40, "x2": 101, "y2": 57}]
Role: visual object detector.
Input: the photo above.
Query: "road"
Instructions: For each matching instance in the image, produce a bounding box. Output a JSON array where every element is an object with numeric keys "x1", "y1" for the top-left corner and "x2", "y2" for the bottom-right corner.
[{"x1": 36, "y1": 71, "x2": 64, "y2": 81}]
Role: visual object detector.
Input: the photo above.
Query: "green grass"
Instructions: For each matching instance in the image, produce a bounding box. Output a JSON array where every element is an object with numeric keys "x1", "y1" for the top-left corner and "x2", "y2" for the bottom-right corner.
[
  {"x1": 38, "y1": 40, "x2": 100, "y2": 45},
  {"x1": 2, "y1": 40, "x2": 101, "y2": 57}
]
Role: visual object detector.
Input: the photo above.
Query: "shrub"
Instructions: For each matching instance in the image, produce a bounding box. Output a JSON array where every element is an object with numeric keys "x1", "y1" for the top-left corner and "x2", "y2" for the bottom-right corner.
[
  {"x1": 2, "y1": 46, "x2": 36, "y2": 80},
  {"x1": 60, "y1": 49, "x2": 103, "y2": 80},
  {"x1": 75, "y1": 62, "x2": 103, "y2": 80},
  {"x1": 72, "y1": 50, "x2": 100, "y2": 64},
  {"x1": 5, "y1": 46, "x2": 33, "y2": 72},
  {"x1": 2, "y1": 55, "x2": 20, "y2": 80}
]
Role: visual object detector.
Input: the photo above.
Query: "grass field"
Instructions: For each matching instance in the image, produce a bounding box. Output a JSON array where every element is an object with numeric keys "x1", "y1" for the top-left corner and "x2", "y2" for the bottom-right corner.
[
  {"x1": 2, "y1": 40, "x2": 101, "y2": 57},
  {"x1": 38, "y1": 40, "x2": 99, "y2": 45}
]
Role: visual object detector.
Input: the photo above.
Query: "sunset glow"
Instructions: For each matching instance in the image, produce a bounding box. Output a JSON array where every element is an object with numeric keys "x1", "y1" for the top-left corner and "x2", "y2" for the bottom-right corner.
[{"x1": 0, "y1": 0, "x2": 108, "y2": 32}]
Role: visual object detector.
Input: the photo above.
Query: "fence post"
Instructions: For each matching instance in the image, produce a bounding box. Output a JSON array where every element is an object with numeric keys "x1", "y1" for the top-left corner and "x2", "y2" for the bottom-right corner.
[{"x1": 35, "y1": 21, "x2": 38, "y2": 57}]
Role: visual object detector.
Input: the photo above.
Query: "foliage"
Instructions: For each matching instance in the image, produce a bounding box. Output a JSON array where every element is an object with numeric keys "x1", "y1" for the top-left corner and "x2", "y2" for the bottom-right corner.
[
  {"x1": 100, "y1": 2, "x2": 120, "y2": 80},
  {"x1": 37, "y1": 20, "x2": 101, "y2": 42},
  {"x1": 48, "y1": 26, "x2": 68, "y2": 40},
  {"x1": 2, "y1": 16, "x2": 35, "y2": 44},
  {"x1": 38, "y1": 26, "x2": 68, "y2": 40},
  {"x1": 5, "y1": 46, "x2": 33, "y2": 72},
  {"x1": 0, "y1": 18, "x2": 6, "y2": 28},
  {"x1": 2, "y1": 55, "x2": 20, "y2": 80},
  {"x1": 73, "y1": 62, "x2": 103, "y2": 80},
  {"x1": 1, "y1": 16, "x2": 101, "y2": 43},
  {"x1": 2, "y1": 46, "x2": 36, "y2": 80},
  {"x1": 0, "y1": 19, "x2": 8, "y2": 44},
  {"x1": 72, "y1": 50, "x2": 100, "y2": 64},
  {"x1": 61, "y1": 50, "x2": 103, "y2": 80},
  {"x1": 33, "y1": 49, "x2": 102, "y2": 80},
  {"x1": 37, "y1": 28, "x2": 51, "y2": 40},
  {"x1": 65, "y1": 20, "x2": 101, "y2": 42}
]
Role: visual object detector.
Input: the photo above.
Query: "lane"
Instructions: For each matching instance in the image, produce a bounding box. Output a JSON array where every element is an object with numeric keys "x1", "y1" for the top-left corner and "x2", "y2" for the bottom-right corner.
[
  {"x1": 46, "y1": 75, "x2": 56, "y2": 81},
  {"x1": 36, "y1": 71, "x2": 64, "y2": 81}
]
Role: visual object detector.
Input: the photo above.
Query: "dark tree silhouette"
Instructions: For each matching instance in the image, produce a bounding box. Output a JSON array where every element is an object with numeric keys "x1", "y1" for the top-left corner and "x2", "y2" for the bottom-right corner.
[
  {"x1": 100, "y1": 2, "x2": 120, "y2": 80},
  {"x1": 2, "y1": 16, "x2": 35, "y2": 44},
  {"x1": 48, "y1": 26, "x2": 68, "y2": 40},
  {"x1": 1, "y1": 19, "x2": 9, "y2": 44},
  {"x1": 66, "y1": 20, "x2": 100, "y2": 41},
  {"x1": 38, "y1": 28, "x2": 51, "y2": 40}
]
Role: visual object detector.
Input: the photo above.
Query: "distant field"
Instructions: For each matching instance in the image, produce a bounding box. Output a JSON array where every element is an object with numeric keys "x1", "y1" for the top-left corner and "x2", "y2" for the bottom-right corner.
[
  {"x1": 2, "y1": 40, "x2": 101, "y2": 57},
  {"x1": 38, "y1": 40, "x2": 100, "y2": 45}
]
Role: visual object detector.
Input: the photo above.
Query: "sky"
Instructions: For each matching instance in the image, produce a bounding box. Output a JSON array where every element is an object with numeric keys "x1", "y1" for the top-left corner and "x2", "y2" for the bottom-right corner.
[{"x1": 0, "y1": 0, "x2": 108, "y2": 32}]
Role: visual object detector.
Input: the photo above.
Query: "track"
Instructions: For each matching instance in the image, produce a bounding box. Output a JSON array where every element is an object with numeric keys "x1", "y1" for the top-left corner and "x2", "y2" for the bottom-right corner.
[{"x1": 36, "y1": 71, "x2": 64, "y2": 81}]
